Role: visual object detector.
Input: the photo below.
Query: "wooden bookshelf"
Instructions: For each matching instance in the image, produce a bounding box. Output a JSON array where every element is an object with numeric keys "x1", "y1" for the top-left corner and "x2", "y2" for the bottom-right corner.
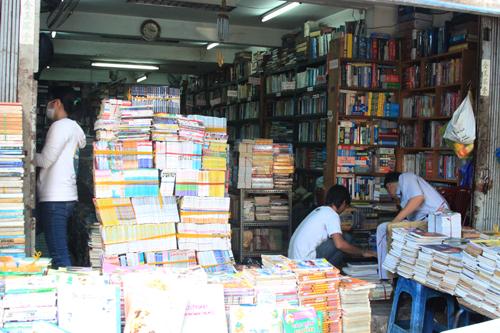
[
  {"x1": 325, "y1": 37, "x2": 401, "y2": 203},
  {"x1": 399, "y1": 48, "x2": 478, "y2": 185}
]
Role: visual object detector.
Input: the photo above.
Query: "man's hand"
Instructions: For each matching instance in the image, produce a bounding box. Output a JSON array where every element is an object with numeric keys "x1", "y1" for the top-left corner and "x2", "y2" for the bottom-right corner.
[{"x1": 362, "y1": 250, "x2": 377, "y2": 258}]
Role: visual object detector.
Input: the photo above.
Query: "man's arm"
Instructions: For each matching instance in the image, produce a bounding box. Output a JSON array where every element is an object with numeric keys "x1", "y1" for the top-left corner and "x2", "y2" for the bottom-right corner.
[
  {"x1": 392, "y1": 195, "x2": 425, "y2": 222},
  {"x1": 331, "y1": 233, "x2": 376, "y2": 257},
  {"x1": 34, "y1": 123, "x2": 68, "y2": 169}
]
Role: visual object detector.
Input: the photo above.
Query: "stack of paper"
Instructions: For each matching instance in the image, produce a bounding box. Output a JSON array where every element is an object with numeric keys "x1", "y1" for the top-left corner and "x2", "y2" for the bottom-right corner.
[
  {"x1": 0, "y1": 102, "x2": 25, "y2": 257},
  {"x1": 340, "y1": 277, "x2": 375, "y2": 333},
  {"x1": 272, "y1": 143, "x2": 294, "y2": 190},
  {"x1": 237, "y1": 140, "x2": 254, "y2": 189},
  {"x1": 179, "y1": 196, "x2": 230, "y2": 224},
  {"x1": 177, "y1": 223, "x2": 231, "y2": 251},
  {"x1": 243, "y1": 267, "x2": 299, "y2": 307},
  {"x1": 292, "y1": 259, "x2": 342, "y2": 333},
  {"x1": 202, "y1": 142, "x2": 228, "y2": 170},
  {"x1": 94, "y1": 169, "x2": 159, "y2": 198},
  {"x1": 118, "y1": 104, "x2": 153, "y2": 141},
  {"x1": 196, "y1": 250, "x2": 236, "y2": 273},
  {"x1": 93, "y1": 140, "x2": 153, "y2": 170},
  {"x1": 94, "y1": 99, "x2": 124, "y2": 141},
  {"x1": 0, "y1": 276, "x2": 58, "y2": 330},
  {"x1": 397, "y1": 230, "x2": 447, "y2": 278},
  {"x1": 154, "y1": 141, "x2": 202, "y2": 170},
  {"x1": 252, "y1": 140, "x2": 274, "y2": 189},
  {"x1": 175, "y1": 170, "x2": 226, "y2": 197},
  {"x1": 88, "y1": 223, "x2": 103, "y2": 269},
  {"x1": 151, "y1": 113, "x2": 179, "y2": 141},
  {"x1": 455, "y1": 240, "x2": 500, "y2": 316},
  {"x1": 189, "y1": 115, "x2": 228, "y2": 143},
  {"x1": 178, "y1": 117, "x2": 205, "y2": 143}
]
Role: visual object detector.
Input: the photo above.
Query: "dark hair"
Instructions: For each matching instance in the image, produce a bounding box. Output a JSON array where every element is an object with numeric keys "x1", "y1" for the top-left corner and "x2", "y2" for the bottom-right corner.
[
  {"x1": 384, "y1": 172, "x2": 401, "y2": 188},
  {"x1": 49, "y1": 86, "x2": 77, "y2": 114},
  {"x1": 325, "y1": 185, "x2": 351, "y2": 208}
]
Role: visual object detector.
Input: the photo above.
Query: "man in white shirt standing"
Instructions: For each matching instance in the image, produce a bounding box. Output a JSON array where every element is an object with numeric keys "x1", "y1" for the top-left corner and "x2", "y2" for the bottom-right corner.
[
  {"x1": 35, "y1": 87, "x2": 86, "y2": 268},
  {"x1": 377, "y1": 172, "x2": 449, "y2": 278},
  {"x1": 288, "y1": 185, "x2": 376, "y2": 267}
]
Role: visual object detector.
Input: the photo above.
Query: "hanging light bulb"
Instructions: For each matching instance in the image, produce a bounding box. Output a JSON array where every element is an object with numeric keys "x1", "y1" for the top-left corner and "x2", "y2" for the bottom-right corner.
[{"x1": 217, "y1": 0, "x2": 229, "y2": 41}]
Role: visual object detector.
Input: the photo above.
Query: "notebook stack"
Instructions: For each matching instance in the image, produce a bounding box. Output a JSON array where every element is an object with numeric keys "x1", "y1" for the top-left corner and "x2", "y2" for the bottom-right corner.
[
  {"x1": 179, "y1": 196, "x2": 230, "y2": 224},
  {"x1": 455, "y1": 240, "x2": 500, "y2": 317},
  {"x1": 272, "y1": 143, "x2": 294, "y2": 190},
  {"x1": 292, "y1": 259, "x2": 342, "y2": 333},
  {"x1": 0, "y1": 103, "x2": 25, "y2": 258},
  {"x1": 175, "y1": 170, "x2": 226, "y2": 197},
  {"x1": 339, "y1": 277, "x2": 375, "y2": 333},
  {"x1": 176, "y1": 223, "x2": 231, "y2": 251},
  {"x1": 0, "y1": 276, "x2": 58, "y2": 331},
  {"x1": 94, "y1": 169, "x2": 159, "y2": 198},
  {"x1": 243, "y1": 268, "x2": 299, "y2": 307},
  {"x1": 93, "y1": 140, "x2": 153, "y2": 170},
  {"x1": 118, "y1": 104, "x2": 153, "y2": 141},
  {"x1": 252, "y1": 140, "x2": 274, "y2": 189},
  {"x1": 94, "y1": 99, "x2": 123, "y2": 141},
  {"x1": 151, "y1": 113, "x2": 179, "y2": 141}
]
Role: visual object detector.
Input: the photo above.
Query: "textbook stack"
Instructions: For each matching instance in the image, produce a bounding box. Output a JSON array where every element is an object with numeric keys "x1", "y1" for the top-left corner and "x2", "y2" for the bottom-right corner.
[
  {"x1": 243, "y1": 267, "x2": 299, "y2": 307},
  {"x1": 0, "y1": 103, "x2": 25, "y2": 258},
  {"x1": 340, "y1": 277, "x2": 375, "y2": 333},
  {"x1": 292, "y1": 259, "x2": 342, "y2": 333}
]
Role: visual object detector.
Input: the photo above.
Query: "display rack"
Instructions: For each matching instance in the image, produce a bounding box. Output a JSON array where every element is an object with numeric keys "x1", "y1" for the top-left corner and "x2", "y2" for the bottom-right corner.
[{"x1": 237, "y1": 189, "x2": 293, "y2": 262}]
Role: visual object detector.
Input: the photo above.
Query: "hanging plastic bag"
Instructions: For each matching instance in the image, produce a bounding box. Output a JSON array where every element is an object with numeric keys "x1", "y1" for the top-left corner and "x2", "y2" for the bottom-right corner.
[{"x1": 443, "y1": 90, "x2": 475, "y2": 159}]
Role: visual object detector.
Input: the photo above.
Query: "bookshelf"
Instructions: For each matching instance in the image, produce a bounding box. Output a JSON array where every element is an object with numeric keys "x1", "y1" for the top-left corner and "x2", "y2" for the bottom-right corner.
[
  {"x1": 237, "y1": 189, "x2": 293, "y2": 262},
  {"x1": 325, "y1": 37, "x2": 400, "y2": 203},
  {"x1": 399, "y1": 48, "x2": 477, "y2": 185}
]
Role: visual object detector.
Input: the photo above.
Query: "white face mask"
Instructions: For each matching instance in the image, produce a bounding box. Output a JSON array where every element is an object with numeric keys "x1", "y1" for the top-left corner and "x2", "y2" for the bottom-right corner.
[{"x1": 46, "y1": 102, "x2": 56, "y2": 120}]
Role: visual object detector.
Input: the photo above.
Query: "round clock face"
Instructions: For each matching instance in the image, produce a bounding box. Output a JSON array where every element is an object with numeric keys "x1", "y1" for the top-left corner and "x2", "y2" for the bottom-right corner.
[{"x1": 141, "y1": 20, "x2": 161, "y2": 42}]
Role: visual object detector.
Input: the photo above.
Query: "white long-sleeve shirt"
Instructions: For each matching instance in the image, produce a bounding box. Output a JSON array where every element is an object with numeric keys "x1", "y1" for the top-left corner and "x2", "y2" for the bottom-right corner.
[{"x1": 35, "y1": 118, "x2": 86, "y2": 202}]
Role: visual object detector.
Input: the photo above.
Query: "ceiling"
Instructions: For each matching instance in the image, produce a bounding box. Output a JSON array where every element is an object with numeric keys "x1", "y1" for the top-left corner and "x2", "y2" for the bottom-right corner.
[{"x1": 74, "y1": 0, "x2": 345, "y2": 30}]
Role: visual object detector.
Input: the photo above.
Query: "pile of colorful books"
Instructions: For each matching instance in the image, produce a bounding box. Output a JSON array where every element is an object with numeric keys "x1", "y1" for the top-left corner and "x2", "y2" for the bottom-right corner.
[{"x1": 0, "y1": 103, "x2": 25, "y2": 257}]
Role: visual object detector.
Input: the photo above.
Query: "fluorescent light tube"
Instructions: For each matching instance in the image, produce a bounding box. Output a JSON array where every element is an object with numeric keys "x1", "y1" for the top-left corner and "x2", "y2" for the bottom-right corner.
[
  {"x1": 261, "y1": 2, "x2": 300, "y2": 22},
  {"x1": 91, "y1": 62, "x2": 159, "y2": 70},
  {"x1": 207, "y1": 42, "x2": 220, "y2": 50},
  {"x1": 136, "y1": 75, "x2": 148, "y2": 83}
]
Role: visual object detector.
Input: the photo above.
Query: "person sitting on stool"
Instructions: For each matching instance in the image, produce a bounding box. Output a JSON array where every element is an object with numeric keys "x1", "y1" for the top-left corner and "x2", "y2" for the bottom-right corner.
[{"x1": 288, "y1": 184, "x2": 376, "y2": 267}]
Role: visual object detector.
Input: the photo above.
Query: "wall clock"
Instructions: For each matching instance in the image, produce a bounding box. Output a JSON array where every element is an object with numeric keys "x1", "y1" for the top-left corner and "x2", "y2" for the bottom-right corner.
[{"x1": 141, "y1": 19, "x2": 161, "y2": 42}]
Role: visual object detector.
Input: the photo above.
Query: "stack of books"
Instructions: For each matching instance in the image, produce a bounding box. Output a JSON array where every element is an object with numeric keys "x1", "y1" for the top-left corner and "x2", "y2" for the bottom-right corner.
[
  {"x1": 237, "y1": 140, "x2": 254, "y2": 189},
  {"x1": 151, "y1": 113, "x2": 179, "y2": 141},
  {"x1": 272, "y1": 143, "x2": 294, "y2": 190},
  {"x1": 254, "y1": 196, "x2": 271, "y2": 221},
  {"x1": 292, "y1": 259, "x2": 342, "y2": 333},
  {"x1": 339, "y1": 277, "x2": 375, "y2": 333},
  {"x1": 189, "y1": 115, "x2": 228, "y2": 143},
  {"x1": 179, "y1": 196, "x2": 230, "y2": 224},
  {"x1": 0, "y1": 276, "x2": 58, "y2": 330},
  {"x1": 0, "y1": 103, "x2": 25, "y2": 257},
  {"x1": 270, "y1": 197, "x2": 290, "y2": 221},
  {"x1": 196, "y1": 250, "x2": 236, "y2": 274},
  {"x1": 88, "y1": 223, "x2": 103, "y2": 269},
  {"x1": 176, "y1": 223, "x2": 231, "y2": 251},
  {"x1": 208, "y1": 273, "x2": 255, "y2": 311},
  {"x1": 94, "y1": 99, "x2": 123, "y2": 141},
  {"x1": 252, "y1": 140, "x2": 274, "y2": 189},
  {"x1": 202, "y1": 142, "x2": 228, "y2": 171},
  {"x1": 130, "y1": 85, "x2": 181, "y2": 114},
  {"x1": 243, "y1": 267, "x2": 299, "y2": 307},
  {"x1": 117, "y1": 104, "x2": 153, "y2": 141},
  {"x1": 154, "y1": 141, "x2": 202, "y2": 170},
  {"x1": 383, "y1": 228, "x2": 414, "y2": 273},
  {"x1": 174, "y1": 170, "x2": 226, "y2": 197},
  {"x1": 93, "y1": 140, "x2": 154, "y2": 170},
  {"x1": 455, "y1": 240, "x2": 500, "y2": 316},
  {"x1": 94, "y1": 169, "x2": 159, "y2": 198},
  {"x1": 178, "y1": 116, "x2": 206, "y2": 143}
]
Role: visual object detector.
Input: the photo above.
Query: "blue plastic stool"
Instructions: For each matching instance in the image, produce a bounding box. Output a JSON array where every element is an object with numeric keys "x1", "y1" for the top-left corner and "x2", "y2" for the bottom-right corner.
[{"x1": 387, "y1": 277, "x2": 456, "y2": 333}]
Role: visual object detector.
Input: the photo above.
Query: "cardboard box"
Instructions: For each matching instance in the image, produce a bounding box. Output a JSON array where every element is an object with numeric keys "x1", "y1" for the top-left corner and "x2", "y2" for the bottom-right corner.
[{"x1": 428, "y1": 211, "x2": 461, "y2": 238}]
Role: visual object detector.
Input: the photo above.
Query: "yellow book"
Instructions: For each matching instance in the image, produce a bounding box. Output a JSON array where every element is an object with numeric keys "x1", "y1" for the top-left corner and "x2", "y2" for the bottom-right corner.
[
  {"x1": 367, "y1": 92, "x2": 372, "y2": 116},
  {"x1": 346, "y1": 33, "x2": 353, "y2": 58}
]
